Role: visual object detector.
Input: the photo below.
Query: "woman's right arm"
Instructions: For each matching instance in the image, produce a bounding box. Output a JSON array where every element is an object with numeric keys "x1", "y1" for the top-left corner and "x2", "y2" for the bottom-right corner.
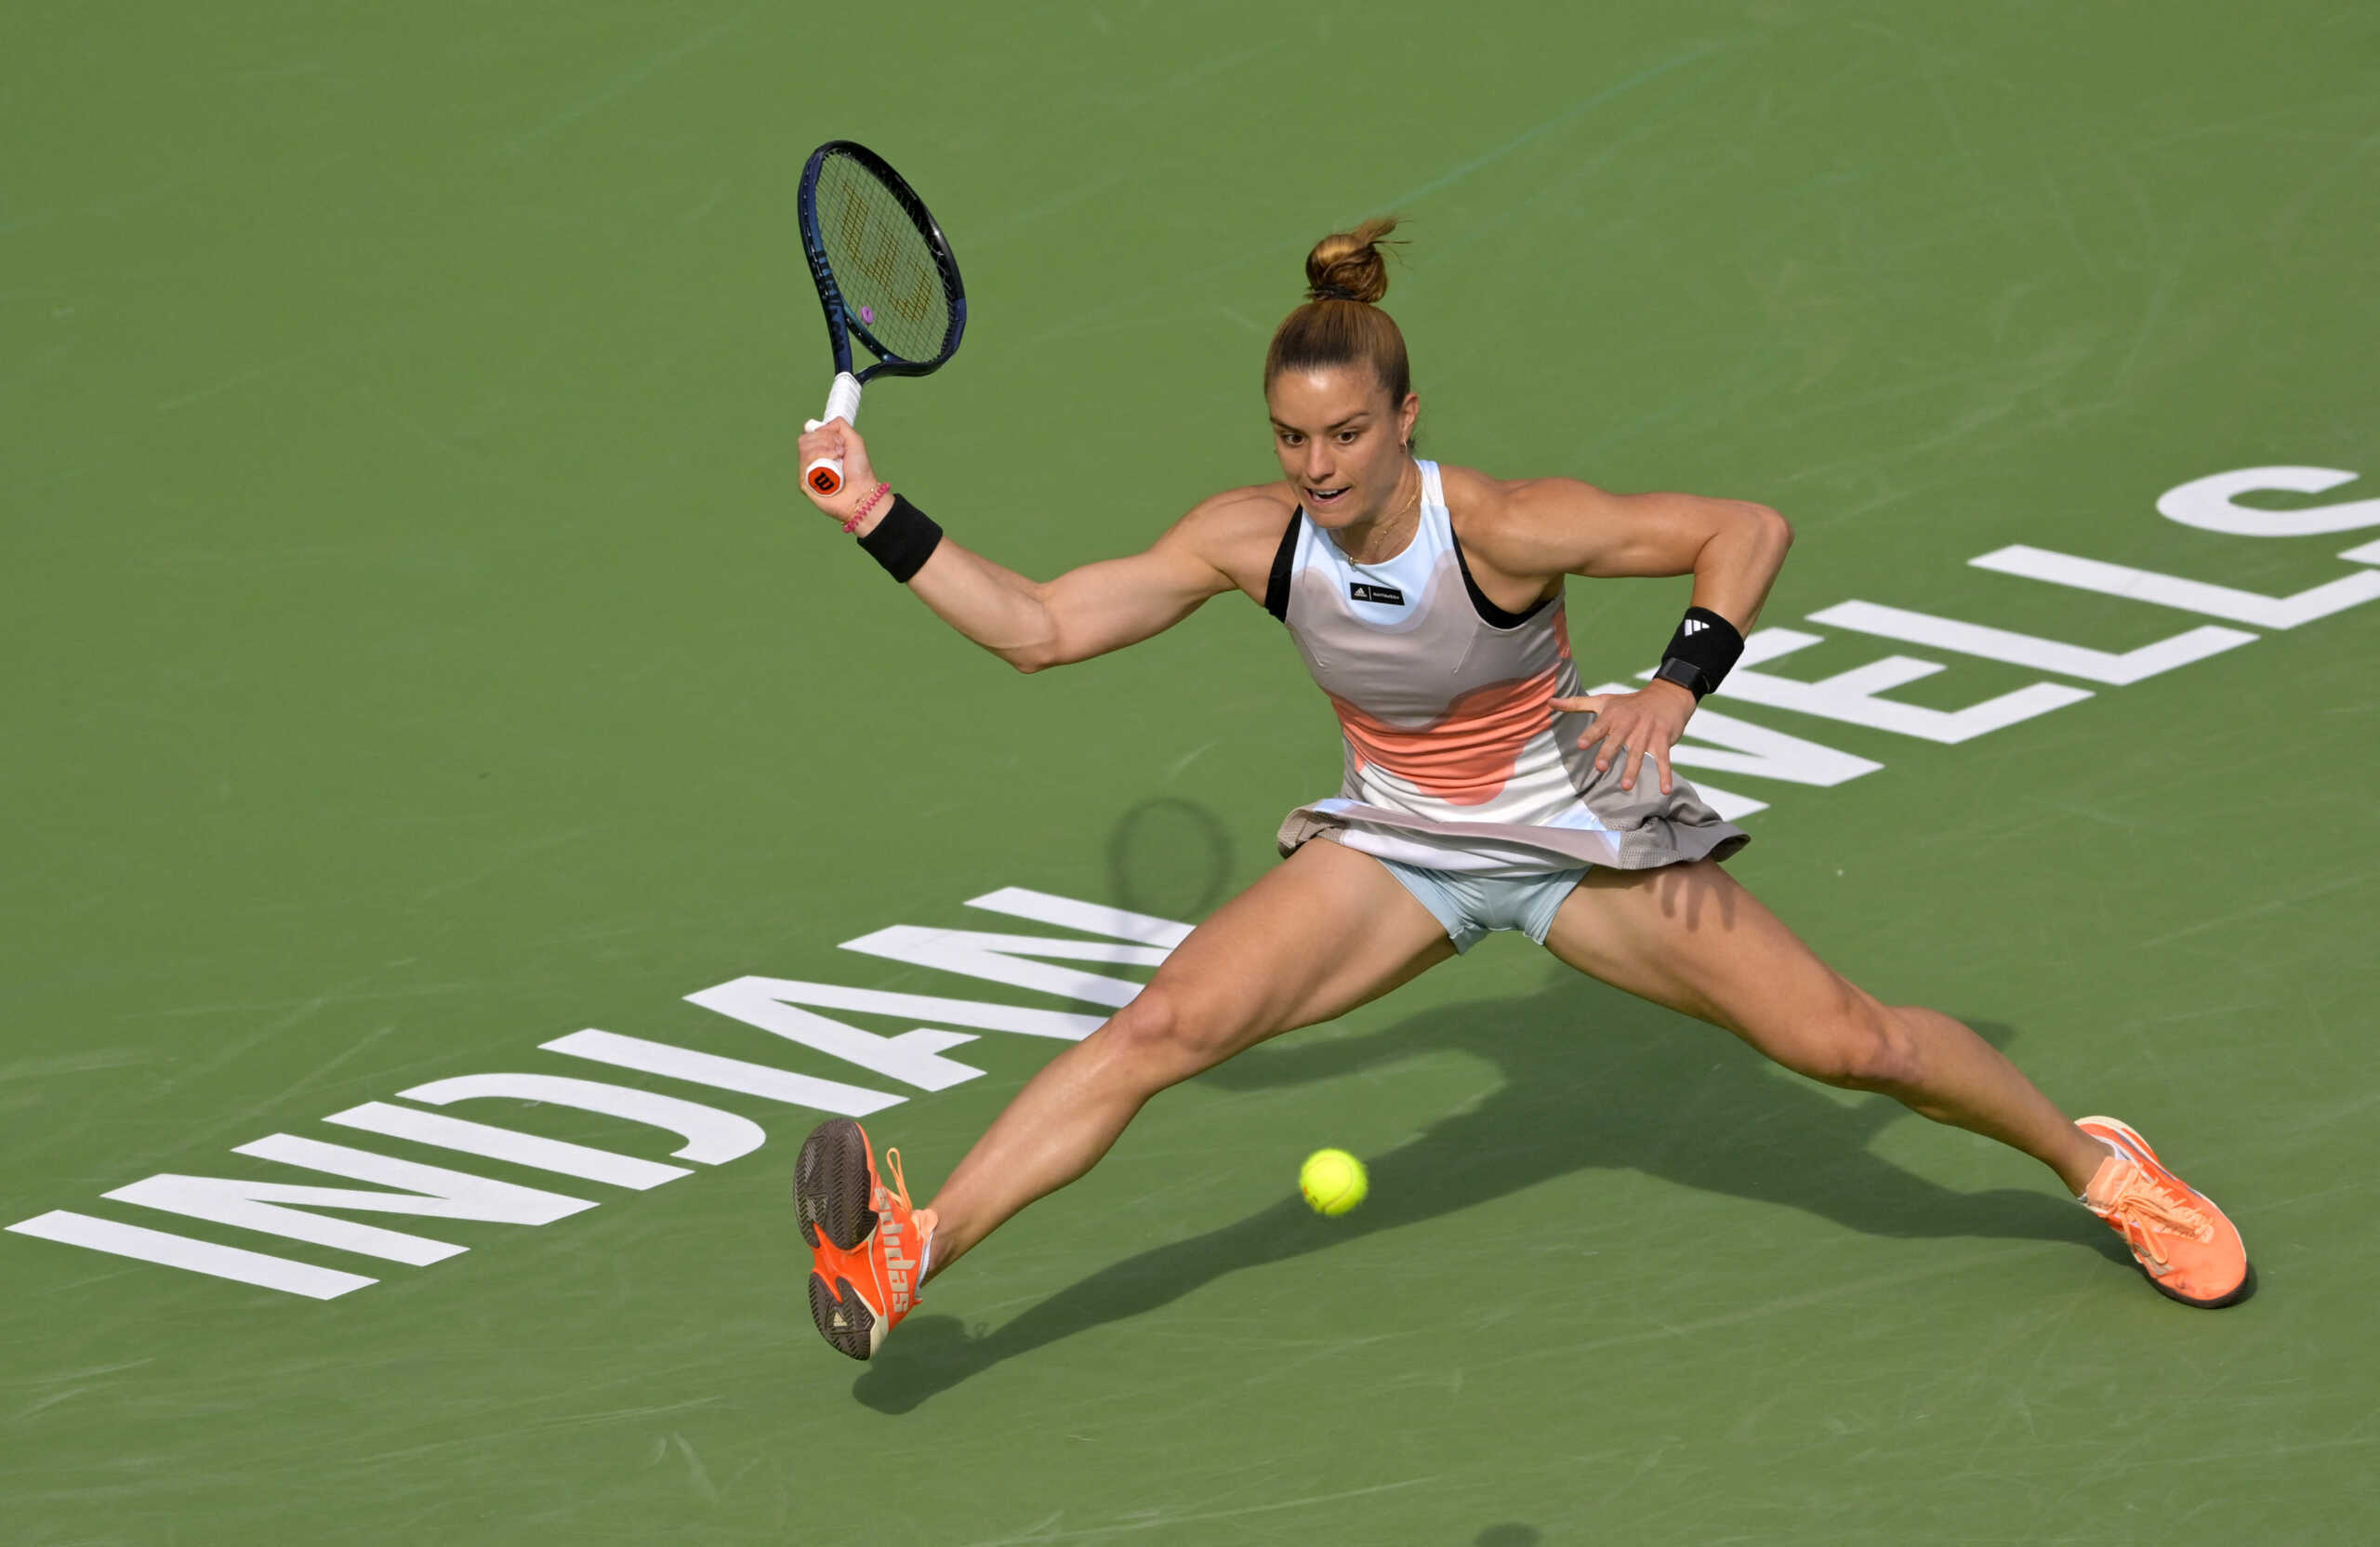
[{"x1": 796, "y1": 419, "x2": 1247, "y2": 675}]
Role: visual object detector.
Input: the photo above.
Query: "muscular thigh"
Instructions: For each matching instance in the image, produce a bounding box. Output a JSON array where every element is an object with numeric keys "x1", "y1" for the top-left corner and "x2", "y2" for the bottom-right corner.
[
  {"x1": 1142, "y1": 838, "x2": 1456, "y2": 1055},
  {"x1": 1540, "y1": 860, "x2": 1879, "y2": 1063}
]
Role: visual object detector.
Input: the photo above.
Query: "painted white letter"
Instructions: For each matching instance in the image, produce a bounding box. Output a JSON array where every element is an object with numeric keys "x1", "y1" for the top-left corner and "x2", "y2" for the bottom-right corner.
[
  {"x1": 1655, "y1": 628, "x2": 2092, "y2": 745},
  {"x1": 7, "y1": 1210, "x2": 377, "y2": 1299},
  {"x1": 1970, "y1": 545, "x2": 2380, "y2": 629},
  {"x1": 835, "y1": 927, "x2": 1168, "y2": 1008},
  {"x1": 681, "y1": 983, "x2": 985, "y2": 1091},
  {"x1": 103, "y1": 1135, "x2": 596, "y2": 1265},
  {"x1": 964, "y1": 888, "x2": 1195, "y2": 948},
  {"x1": 1806, "y1": 601, "x2": 2254, "y2": 684},
  {"x1": 681, "y1": 984, "x2": 1107, "y2": 1104},
  {"x1": 2158, "y1": 467, "x2": 2380, "y2": 537},
  {"x1": 1595, "y1": 681, "x2": 1880, "y2": 787},
  {"x1": 323, "y1": 1103, "x2": 690, "y2": 1190},
  {"x1": 540, "y1": 1029, "x2": 905, "y2": 1114},
  {"x1": 396, "y1": 1072, "x2": 765, "y2": 1164}
]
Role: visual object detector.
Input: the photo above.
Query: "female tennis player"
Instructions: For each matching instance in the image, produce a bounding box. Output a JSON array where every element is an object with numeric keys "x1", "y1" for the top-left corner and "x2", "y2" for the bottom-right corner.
[{"x1": 787, "y1": 220, "x2": 2249, "y2": 1359}]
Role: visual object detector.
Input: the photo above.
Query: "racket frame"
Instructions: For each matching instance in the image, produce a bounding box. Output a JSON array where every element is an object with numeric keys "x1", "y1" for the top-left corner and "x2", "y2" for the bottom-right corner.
[{"x1": 798, "y1": 140, "x2": 967, "y2": 496}]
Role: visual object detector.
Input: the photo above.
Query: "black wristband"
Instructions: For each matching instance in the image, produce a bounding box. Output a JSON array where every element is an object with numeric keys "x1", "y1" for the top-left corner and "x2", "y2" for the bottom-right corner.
[
  {"x1": 1656, "y1": 606, "x2": 1745, "y2": 700},
  {"x1": 857, "y1": 495, "x2": 943, "y2": 584}
]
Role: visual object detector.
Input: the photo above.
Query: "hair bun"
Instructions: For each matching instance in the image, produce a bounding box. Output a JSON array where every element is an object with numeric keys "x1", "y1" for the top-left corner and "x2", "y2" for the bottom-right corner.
[{"x1": 1304, "y1": 217, "x2": 1401, "y2": 305}]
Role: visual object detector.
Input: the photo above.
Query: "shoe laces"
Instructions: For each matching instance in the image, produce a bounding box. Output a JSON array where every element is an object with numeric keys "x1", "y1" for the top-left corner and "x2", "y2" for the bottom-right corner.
[
  {"x1": 880, "y1": 1146, "x2": 914, "y2": 1213},
  {"x1": 2094, "y1": 1161, "x2": 2213, "y2": 1265}
]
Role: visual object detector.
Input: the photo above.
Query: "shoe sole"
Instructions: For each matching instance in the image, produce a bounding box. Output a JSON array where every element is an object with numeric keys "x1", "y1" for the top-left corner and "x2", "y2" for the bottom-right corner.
[
  {"x1": 794, "y1": 1118, "x2": 881, "y2": 1360},
  {"x1": 806, "y1": 1271, "x2": 878, "y2": 1361},
  {"x1": 2077, "y1": 1116, "x2": 2254, "y2": 1310}
]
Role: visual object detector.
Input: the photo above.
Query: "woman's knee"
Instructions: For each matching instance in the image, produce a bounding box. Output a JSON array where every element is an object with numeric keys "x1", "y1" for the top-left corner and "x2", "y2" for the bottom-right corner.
[
  {"x1": 1795, "y1": 1002, "x2": 1924, "y2": 1091},
  {"x1": 1089, "y1": 985, "x2": 1240, "y2": 1086}
]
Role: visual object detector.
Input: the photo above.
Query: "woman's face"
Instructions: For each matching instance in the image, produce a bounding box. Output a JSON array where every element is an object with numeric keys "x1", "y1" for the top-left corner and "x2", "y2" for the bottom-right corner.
[{"x1": 1265, "y1": 365, "x2": 1421, "y2": 529}]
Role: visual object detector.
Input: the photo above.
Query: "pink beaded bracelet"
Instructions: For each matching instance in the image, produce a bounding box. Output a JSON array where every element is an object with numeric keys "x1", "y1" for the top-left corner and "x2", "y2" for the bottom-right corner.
[{"x1": 841, "y1": 482, "x2": 893, "y2": 534}]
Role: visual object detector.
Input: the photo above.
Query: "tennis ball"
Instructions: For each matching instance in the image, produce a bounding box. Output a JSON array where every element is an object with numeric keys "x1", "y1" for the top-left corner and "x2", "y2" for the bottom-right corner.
[{"x1": 1300, "y1": 1147, "x2": 1368, "y2": 1216}]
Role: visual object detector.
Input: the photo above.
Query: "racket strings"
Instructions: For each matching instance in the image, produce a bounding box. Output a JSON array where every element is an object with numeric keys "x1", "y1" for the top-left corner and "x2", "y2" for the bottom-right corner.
[{"x1": 815, "y1": 155, "x2": 950, "y2": 362}]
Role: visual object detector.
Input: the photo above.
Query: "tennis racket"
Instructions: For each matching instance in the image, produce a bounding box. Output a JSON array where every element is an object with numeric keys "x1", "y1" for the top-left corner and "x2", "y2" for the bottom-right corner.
[{"x1": 798, "y1": 140, "x2": 968, "y2": 497}]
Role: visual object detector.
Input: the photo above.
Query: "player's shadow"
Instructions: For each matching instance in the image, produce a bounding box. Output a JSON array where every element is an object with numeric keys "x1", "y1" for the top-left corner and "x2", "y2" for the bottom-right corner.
[{"x1": 853, "y1": 973, "x2": 2125, "y2": 1414}]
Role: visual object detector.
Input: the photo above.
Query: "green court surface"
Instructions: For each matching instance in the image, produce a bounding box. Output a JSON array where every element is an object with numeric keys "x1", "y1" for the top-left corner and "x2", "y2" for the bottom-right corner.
[{"x1": 7, "y1": 3, "x2": 2379, "y2": 1541}]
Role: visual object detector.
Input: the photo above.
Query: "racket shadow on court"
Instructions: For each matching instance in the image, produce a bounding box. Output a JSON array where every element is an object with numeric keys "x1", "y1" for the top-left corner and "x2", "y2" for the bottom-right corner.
[
  {"x1": 853, "y1": 974, "x2": 2134, "y2": 1414},
  {"x1": 1104, "y1": 796, "x2": 1237, "y2": 921}
]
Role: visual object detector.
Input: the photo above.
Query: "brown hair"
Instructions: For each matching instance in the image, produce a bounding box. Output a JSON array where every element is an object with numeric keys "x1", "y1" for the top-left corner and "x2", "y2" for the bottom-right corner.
[{"x1": 1263, "y1": 217, "x2": 1412, "y2": 415}]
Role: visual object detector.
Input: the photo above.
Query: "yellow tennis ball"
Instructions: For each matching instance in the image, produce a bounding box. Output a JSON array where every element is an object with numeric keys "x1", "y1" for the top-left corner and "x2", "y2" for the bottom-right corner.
[{"x1": 1300, "y1": 1148, "x2": 1368, "y2": 1216}]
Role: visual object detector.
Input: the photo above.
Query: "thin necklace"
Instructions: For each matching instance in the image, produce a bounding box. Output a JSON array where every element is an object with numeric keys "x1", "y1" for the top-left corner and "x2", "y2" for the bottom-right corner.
[{"x1": 1344, "y1": 459, "x2": 1422, "y2": 562}]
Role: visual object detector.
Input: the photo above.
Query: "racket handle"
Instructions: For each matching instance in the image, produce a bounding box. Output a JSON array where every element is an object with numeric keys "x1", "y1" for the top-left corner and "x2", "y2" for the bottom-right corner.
[{"x1": 802, "y1": 373, "x2": 865, "y2": 497}]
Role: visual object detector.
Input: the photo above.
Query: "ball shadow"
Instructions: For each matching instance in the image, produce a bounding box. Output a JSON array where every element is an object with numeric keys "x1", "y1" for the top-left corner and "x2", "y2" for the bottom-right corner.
[{"x1": 854, "y1": 973, "x2": 2129, "y2": 1414}]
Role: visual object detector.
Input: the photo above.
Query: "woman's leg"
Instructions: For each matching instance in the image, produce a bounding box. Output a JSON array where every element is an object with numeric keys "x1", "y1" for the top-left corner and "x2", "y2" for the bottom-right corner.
[
  {"x1": 1540, "y1": 861, "x2": 2110, "y2": 1192},
  {"x1": 923, "y1": 839, "x2": 1457, "y2": 1278}
]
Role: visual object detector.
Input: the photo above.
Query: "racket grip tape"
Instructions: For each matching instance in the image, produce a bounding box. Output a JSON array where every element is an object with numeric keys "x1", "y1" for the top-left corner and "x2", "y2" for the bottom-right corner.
[{"x1": 802, "y1": 373, "x2": 866, "y2": 497}]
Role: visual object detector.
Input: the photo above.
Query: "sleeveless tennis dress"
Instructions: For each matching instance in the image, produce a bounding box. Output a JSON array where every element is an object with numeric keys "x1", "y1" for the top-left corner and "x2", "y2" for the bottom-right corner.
[{"x1": 1268, "y1": 460, "x2": 1748, "y2": 878}]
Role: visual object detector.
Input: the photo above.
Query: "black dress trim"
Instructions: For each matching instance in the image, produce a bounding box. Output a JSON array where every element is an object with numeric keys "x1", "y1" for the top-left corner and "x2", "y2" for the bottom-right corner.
[
  {"x1": 1262, "y1": 509, "x2": 1301, "y2": 621},
  {"x1": 1451, "y1": 527, "x2": 1554, "y2": 628}
]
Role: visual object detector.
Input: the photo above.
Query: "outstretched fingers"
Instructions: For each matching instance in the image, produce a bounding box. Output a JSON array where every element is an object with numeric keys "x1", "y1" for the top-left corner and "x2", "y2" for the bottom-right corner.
[
  {"x1": 1552, "y1": 694, "x2": 1672, "y2": 793},
  {"x1": 1551, "y1": 694, "x2": 1613, "y2": 765},
  {"x1": 1553, "y1": 688, "x2": 1689, "y2": 794}
]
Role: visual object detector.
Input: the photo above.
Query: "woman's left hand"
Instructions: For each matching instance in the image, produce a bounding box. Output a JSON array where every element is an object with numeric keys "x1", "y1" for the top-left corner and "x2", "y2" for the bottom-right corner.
[{"x1": 1552, "y1": 680, "x2": 1697, "y2": 794}]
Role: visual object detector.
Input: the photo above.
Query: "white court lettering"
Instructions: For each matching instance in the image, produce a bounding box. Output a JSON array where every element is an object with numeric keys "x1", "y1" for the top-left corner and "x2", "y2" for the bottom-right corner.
[
  {"x1": 322, "y1": 1103, "x2": 691, "y2": 1191},
  {"x1": 2156, "y1": 467, "x2": 2380, "y2": 537},
  {"x1": 1805, "y1": 600, "x2": 2254, "y2": 685},
  {"x1": 6, "y1": 1210, "x2": 377, "y2": 1300},
  {"x1": 14, "y1": 464, "x2": 2379, "y2": 1305},
  {"x1": 682, "y1": 982, "x2": 986, "y2": 1091},
  {"x1": 103, "y1": 1134, "x2": 597, "y2": 1266},
  {"x1": 835, "y1": 926, "x2": 1170, "y2": 1009},
  {"x1": 964, "y1": 887, "x2": 1195, "y2": 948},
  {"x1": 1970, "y1": 545, "x2": 2380, "y2": 629},
  {"x1": 541, "y1": 1029, "x2": 904, "y2": 1116},
  {"x1": 1595, "y1": 680, "x2": 1883, "y2": 787},
  {"x1": 395, "y1": 1073, "x2": 766, "y2": 1165},
  {"x1": 1665, "y1": 628, "x2": 2094, "y2": 746}
]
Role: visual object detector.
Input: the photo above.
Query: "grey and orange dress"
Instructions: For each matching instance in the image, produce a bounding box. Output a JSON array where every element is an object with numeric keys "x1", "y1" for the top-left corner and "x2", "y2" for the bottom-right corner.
[{"x1": 1268, "y1": 459, "x2": 1748, "y2": 879}]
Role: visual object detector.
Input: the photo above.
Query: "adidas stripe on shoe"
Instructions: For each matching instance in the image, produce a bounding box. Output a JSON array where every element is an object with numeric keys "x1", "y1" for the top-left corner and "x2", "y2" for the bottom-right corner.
[
  {"x1": 794, "y1": 1118, "x2": 937, "y2": 1360},
  {"x1": 2077, "y1": 1116, "x2": 2250, "y2": 1309}
]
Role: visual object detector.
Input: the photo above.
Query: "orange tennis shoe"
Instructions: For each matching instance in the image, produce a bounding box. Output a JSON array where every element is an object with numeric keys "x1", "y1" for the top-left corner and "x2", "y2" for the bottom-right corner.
[
  {"x1": 2077, "y1": 1116, "x2": 2250, "y2": 1308},
  {"x1": 794, "y1": 1118, "x2": 936, "y2": 1360}
]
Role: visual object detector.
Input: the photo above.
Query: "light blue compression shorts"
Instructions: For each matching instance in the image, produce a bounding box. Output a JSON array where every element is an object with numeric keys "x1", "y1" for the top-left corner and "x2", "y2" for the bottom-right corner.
[{"x1": 1370, "y1": 855, "x2": 1591, "y2": 954}]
